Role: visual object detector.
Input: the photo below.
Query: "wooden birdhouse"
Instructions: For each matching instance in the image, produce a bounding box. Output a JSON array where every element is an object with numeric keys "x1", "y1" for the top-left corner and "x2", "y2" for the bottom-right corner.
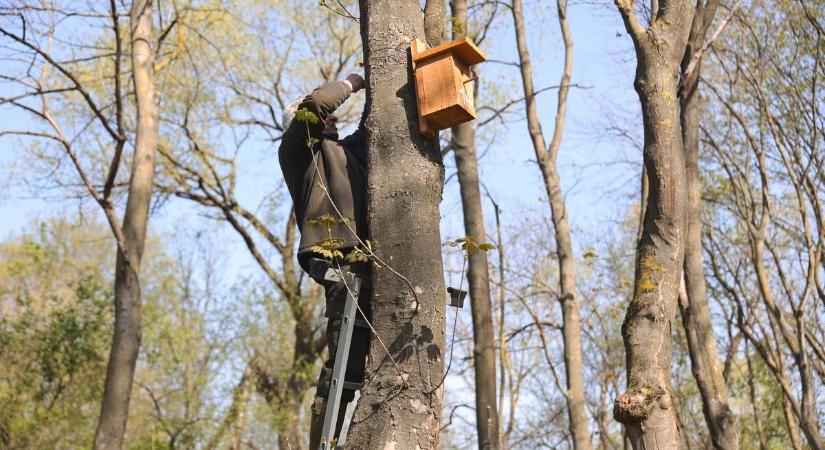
[{"x1": 411, "y1": 37, "x2": 487, "y2": 136}]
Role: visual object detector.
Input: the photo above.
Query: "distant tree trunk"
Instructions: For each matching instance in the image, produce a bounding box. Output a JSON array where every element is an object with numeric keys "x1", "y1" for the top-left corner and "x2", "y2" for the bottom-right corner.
[
  {"x1": 510, "y1": 0, "x2": 591, "y2": 448},
  {"x1": 346, "y1": 0, "x2": 447, "y2": 448},
  {"x1": 611, "y1": 1, "x2": 694, "y2": 449},
  {"x1": 278, "y1": 299, "x2": 316, "y2": 449},
  {"x1": 448, "y1": 1, "x2": 500, "y2": 448},
  {"x1": 204, "y1": 364, "x2": 253, "y2": 450},
  {"x1": 677, "y1": 2, "x2": 738, "y2": 449},
  {"x1": 94, "y1": 1, "x2": 158, "y2": 448}
]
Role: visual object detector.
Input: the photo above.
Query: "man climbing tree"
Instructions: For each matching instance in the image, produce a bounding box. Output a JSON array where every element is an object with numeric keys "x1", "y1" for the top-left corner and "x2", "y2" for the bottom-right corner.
[
  {"x1": 345, "y1": 0, "x2": 449, "y2": 448},
  {"x1": 278, "y1": 72, "x2": 369, "y2": 449}
]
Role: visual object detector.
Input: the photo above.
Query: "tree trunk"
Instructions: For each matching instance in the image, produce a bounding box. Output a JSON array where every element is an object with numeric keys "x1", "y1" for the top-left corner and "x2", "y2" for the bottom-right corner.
[
  {"x1": 677, "y1": 3, "x2": 738, "y2": 449},
  {"x1": 204, "y1": 364, "x2": 253, "y2": 450},
  {"x1": 510, "y1": 0, "x2": 591, "y2": 448},
  {"x1": 346, "y1": 1, "x2": 447, "y2": 448},
  {"x1": 448, "y1": 1, "x2": 500, "y2": 448},
  {"x1": 279, "y1": 301, "x2": 316, "y2": 449},
  {"x1": 277, "y1": 398, "x2": 302, "y2": 450},
  {"x1": 611, "y1": 1, "x2": 694, "y2": 449},
  {"x1": 94, "y1": 1, "x2": 158, "y2": 448}
]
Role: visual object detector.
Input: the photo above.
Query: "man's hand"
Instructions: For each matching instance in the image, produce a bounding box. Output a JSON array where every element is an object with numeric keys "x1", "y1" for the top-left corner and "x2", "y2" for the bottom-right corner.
[{"x1": 345, "y1": 73, "x2": 365, "y2": 93}]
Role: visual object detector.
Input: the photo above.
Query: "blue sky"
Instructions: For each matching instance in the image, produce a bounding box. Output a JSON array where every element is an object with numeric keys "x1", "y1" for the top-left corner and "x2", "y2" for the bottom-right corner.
[{"x1": 1, "y1": 0, "x2": 642, "y2": 247}]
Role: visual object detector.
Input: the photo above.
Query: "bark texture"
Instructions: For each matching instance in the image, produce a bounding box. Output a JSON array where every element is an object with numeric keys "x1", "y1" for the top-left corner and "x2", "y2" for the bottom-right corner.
[
  {"x1": 93, "y1": 0, "x2": 158, "y2": 448},
  {"x1": 449, "y1": 1, "x2": 500, "y2": 448},
  {"x1": 346, "y1": 1, "x2": 447, "y2": 448},
  {"x1": 611, "y1": 1, "x2": 694, "y2": 449},
  {"x1": 677, "y1": 1, "x2": 738, "y2": 448},
  {"x1": 511, "y1": 0, "x2": 591, "y2": 448}
]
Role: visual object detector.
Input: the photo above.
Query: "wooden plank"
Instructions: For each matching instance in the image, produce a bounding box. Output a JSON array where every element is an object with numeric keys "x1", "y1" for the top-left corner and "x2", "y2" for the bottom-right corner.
[
  {"x1": 422, "y1": 53, "x2": 455, "y2": 116},
  {"x1": 410, "y1": 37, "x2": 434, "y2": 137},
  {"x1": 411, "y1": 37, "x2": 486, "y2": 66}
]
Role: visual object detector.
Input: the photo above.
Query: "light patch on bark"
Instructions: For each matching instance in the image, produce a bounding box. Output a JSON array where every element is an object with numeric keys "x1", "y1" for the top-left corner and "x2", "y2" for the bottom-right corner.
[{"x1": 410, "y1": 398, "x2": 429, "y2": 413}]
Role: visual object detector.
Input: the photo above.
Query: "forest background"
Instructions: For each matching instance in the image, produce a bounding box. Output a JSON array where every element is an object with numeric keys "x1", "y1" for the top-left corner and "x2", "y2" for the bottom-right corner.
[{"x1": 0, "y1": 0, "x2": 822, "y2": 448}]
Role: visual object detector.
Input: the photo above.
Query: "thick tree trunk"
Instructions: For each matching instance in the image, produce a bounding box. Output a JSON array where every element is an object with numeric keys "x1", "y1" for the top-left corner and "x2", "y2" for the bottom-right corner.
[
  {"x1": 510, "y1": 1, "x2": 591, "y2": 448},
  {"x1": 611, "y1": 1, "x2": 694, "y2": 449},
  {"x1": 93, "y1": 1, "x2": 158, "y2": 448},
  {"x1": 449, "y1": 1, "x2": 500, "y2": 449},
  {"x1": 677, "y1": 3, "x2": 738, "y2": 448},
  {"x1": 346, "y1": 1, "x2": 447, "y2": 448}
]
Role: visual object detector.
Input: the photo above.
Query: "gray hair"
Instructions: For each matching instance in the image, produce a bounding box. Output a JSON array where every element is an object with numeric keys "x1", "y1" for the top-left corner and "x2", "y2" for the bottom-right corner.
[{"x1": 282, "y1": 97, "x2": 303, "y2": 130}]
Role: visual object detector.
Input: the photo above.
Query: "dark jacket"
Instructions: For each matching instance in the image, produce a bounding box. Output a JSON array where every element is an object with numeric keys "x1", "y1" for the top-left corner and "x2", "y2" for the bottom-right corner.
[{"x1": 278, "y1": 81, "x2": 367, "y2": 273}]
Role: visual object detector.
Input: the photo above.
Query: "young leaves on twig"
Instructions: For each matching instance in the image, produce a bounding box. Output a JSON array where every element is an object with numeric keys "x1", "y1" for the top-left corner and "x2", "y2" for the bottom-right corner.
[{"x1": 442, "y1": 235, "x2": 495, "y2": 255}]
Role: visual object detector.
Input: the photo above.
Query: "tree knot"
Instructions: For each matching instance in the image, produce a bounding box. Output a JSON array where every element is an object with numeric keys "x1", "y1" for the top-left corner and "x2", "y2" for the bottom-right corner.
[{"x1": 613, "y1": 385, "x2": 668, "y2": 424}]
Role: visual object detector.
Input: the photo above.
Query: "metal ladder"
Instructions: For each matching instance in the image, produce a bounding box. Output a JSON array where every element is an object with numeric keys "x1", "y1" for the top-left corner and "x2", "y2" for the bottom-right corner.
[
  {"x1": 313, "y1": 261, "x2": 367, "y2": 450},
  {"x1": 310, "y1": 259, "x2": 467, "y2": 450}
]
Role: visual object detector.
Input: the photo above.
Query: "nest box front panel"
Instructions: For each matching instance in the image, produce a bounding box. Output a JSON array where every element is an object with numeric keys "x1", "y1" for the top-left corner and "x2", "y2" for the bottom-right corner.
[{"x1": 418, "y1": 54, "x2": 474, "y2": 129}]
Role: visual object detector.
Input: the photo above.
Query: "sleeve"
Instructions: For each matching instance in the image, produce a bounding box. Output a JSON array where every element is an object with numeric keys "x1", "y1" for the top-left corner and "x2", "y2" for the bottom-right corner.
[{"x1": 278, "y1": 81, "x2": 353, "y2": 164}]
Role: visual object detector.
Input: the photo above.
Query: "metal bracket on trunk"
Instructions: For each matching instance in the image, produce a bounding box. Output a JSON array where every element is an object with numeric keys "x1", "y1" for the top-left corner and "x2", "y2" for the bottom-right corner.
[{"x1": 447, "y1": 286, "x2": 467, "y2": 308}]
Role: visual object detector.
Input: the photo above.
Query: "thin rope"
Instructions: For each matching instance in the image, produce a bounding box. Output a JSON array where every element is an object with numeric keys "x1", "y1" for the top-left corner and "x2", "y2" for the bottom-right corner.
[{"x1": 427, "y1": 256, "x2": 466, "y2": 395}]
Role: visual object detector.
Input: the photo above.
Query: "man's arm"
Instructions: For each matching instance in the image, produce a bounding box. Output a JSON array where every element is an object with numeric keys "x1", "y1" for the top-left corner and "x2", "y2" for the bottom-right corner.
[{"x1": 279, "y1": 75, "x2": 364, "y2": 163}]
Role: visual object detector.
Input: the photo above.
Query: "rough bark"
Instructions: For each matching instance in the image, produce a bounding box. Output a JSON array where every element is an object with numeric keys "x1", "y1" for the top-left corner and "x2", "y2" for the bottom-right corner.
[
  {"x1": 346, "y1": 1, "x2": 447, "y2": 448},
  {"x1": 93, "y1": 1, "x2": 158, "y2": 448},
  {"x1": 611, "y1": 1, "x2": 694, "y2": 449},
  {"x1": 510, "y1": 1, "x2": 591, "y2": 448},
  {"x1": 448, "y1": 1, "x2": 500, "y2": 448},
  {"x1": 677, "y1": 2, "x2": 738, "y2": 449},
  {"x1": 424, "y1": 0, "x2": 446, "y2": 48}
]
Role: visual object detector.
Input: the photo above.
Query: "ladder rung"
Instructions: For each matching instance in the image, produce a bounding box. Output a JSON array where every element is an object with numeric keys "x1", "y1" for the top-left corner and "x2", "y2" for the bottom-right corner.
[
  {"x1": 343, "y1": 381, "x2": 363, "y2": 391},
  {"x1": 354, "y1": 318, "x2": 369, "y2": 329}
]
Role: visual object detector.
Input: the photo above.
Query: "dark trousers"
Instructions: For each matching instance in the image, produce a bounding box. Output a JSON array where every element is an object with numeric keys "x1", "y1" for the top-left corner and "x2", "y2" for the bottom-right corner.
[{"x1": 309, "y1": 267, "x2": 370, "y2": 449}]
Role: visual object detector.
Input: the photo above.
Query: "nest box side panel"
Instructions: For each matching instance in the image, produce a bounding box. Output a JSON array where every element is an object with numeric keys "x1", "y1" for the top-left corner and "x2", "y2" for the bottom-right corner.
[
  {"x1": 411, "y1": 38, "x2": 434, "y2": 137},
  {"x1": 453, "y1": 60, "x2": 475, "y2": 118}
]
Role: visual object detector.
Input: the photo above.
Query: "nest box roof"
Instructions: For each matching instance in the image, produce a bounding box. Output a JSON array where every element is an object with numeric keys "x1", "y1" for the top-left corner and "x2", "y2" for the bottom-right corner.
[{"x1": 411, "y1": 37, "x2": 487, "y2": 66}]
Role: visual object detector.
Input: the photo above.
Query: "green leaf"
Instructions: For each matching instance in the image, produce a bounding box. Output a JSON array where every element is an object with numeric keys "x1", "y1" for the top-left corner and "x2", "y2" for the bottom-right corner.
[
  {"x1": 305, "y1": 214, "x2": 338, "y2": 228},
  {"x1": 295, "y1": 107, "x2": 319, "y2": 124}
]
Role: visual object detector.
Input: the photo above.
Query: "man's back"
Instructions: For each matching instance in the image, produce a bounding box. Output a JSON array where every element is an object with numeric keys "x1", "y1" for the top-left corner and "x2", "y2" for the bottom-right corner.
[{"x1": 279, "y1": 80, "x2": 367, "y2": 272}]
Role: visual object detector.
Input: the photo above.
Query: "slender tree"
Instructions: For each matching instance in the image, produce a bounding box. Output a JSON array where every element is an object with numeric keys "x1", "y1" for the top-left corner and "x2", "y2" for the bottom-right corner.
[
  {"x1": 0, "y1": 1, "x2": 161, "y2": 447},
  {"x1": 448, "y1": 1, "x2": 500, "y2": 448},
  {"x1": 346, "y1": 0, "x2": 448, "y2": 447},
  {"x1": 510, "y1": 0, "x2": 591, "y2": 448},
  {"x1": 94, "y1": 1, "x2": 160, "y2": 447},
  {"x1": 611, "y1": 0, "x2": 695, "y2": 448},
  {"x1": 677, "y1": 1, "x2": 738, "y2": 448}
]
